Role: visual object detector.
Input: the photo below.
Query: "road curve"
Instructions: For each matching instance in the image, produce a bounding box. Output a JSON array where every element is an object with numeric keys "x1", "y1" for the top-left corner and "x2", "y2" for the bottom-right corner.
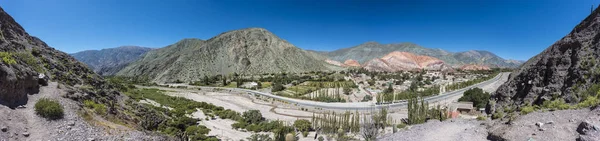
[{"x1": 159, "y1": 72, "x2": 510, "y2": 110}]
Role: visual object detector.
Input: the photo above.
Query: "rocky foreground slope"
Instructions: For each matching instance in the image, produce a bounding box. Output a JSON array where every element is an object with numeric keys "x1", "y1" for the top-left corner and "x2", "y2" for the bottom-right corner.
[
  {"x1": 380, "y1": 108, "x2": 600, "y2": 141},
  {"x1": 0, "y1": 6, "x2": 169, "y2": 140},
  {"x1": 117, "y1": 28, "x2": 333, "y2": 83},
  {"x1": 363, "y1": 51, "x2": 449, "y2": 72},
  {"x1": 488, "y1": 6, "x2": 600, "y2": 114},
  {"x1": 71, "y1": 46, "x2": 152, "y2": 76}
]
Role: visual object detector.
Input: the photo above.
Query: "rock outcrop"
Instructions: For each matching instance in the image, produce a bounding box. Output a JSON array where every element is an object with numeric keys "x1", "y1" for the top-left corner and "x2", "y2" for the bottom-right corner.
[
  {"x1": 488, "y1": 7, "x2": 600, "y2": 114},
  {"x1": 363, "y1": 51, "x2": 449, "y2": 72},
  {"x1": 325, "y1": 59, "x2": 345, "y2": 67}
]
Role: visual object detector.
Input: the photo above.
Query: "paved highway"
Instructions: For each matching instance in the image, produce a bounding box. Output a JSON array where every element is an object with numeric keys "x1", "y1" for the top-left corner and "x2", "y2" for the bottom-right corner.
[{"x1": 163, "y1": 72, "x2": 510, "y2": 110}]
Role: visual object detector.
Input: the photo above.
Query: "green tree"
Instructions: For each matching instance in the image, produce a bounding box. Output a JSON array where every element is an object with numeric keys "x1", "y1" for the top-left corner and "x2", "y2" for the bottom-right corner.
[
  {"x1": 243, "y1": 110, "x2": 264, "y2": 124},
  {"x1": 367, "y1": 79, "x2": 375, "y2": 86},
  {"x1": 293, "y1": 119, "x2": 312, "y2": 134},
  {"x1": 257, "y1": 81, "x2": 263, "y2": 89},
  {"x1": 343, "y1": 87, "x2": 351, "y2": 95},
  {"x1": 272, "y1": 81, "x2": 284, "y2": 92},
  {"x1": 458, "y1": 88, "x2": 490, "y2": 109},
  {"x1": 383, "y1": 84, "x2": 393, "y2": 94},
  {"x1": 203, "y1": 75, "x2": 210, "y2": 85}
]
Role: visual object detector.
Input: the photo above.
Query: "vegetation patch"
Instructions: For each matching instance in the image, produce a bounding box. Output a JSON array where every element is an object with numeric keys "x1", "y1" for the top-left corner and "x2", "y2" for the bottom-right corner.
[
  {"x1": 520, "y1": 105, "x2": 535, "y2": 115},
  {"x1": 542, "y1": 99, "x2": 571, "y2": 110},
  {"x1": 35, "y1": 98, "x2": 64, "y2": 120},
  {"x1": 476, "y1": 116, "x2": 487, "y2": 121},
  {"x1": 84, "y1": 100, "x2": 107, "y2": 115},
  {"x1": 0, "y1": 52, "x2": 16, "y2": 65},
  {"x1": 492, "y1": 111, "x2": 504, "y2": 119}
]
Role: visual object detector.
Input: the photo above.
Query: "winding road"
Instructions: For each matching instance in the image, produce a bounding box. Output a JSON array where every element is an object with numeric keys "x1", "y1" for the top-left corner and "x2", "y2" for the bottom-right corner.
[{"x1": 158, "y1": 72, "x2": 510, "y2": 110}]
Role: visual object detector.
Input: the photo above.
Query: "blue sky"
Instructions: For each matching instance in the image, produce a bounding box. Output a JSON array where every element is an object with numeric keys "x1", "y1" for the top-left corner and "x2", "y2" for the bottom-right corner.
[{"x1": 1, "y1": 0, "x2": 598, "y2": 60}]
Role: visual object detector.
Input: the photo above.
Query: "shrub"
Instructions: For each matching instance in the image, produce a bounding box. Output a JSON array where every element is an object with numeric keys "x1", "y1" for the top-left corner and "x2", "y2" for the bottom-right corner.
[
  {"x1": 577, "y1": 96, "x2": 600, "y2": 108},
  {"x1": 83, "y1": 100, "x2": 107, "y2": 115},
  {"x1": 476, "y1": 116, "x2": 487, "y2": 121},
  {"x1": 542, "y1": 99, "x2": 572, "y2": 110},
  {"x1": 0, "y1": 52, "x2": 16, "y2": 65},
  {"x1": 396, "y1": 123, "x2": 407, "y2": 129},
  {"x1": 243, "y1": 110, "x2": 264, "y2": 124},
  {"x1": 492, "y1": 111, "x2": 504, "y2": 120},
  {"x1": 520, "y1": 106, "x2": 535, "y2": 115},
  {"x1": 293, "y1": 119, "x2": 312, "y2": 133},
  {"x1": 35, "y1": 98, "x2": 64, "y2": 120},
  {"x1": 247, "y1": 133, "x2": 273, "y2": 141}
]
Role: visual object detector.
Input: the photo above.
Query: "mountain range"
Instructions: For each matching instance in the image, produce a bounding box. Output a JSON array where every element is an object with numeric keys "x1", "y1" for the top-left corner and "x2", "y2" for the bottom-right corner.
[
  {"x1": 321, "y1": 42, "x2": 523, "y2": 68},
  {"x1": 71, "y1": 28, "x2": 523, "y2": 82},
  {"x1": 116, "y1": 28, "x2": 338, "y2": 82},
  {"x1": 70, "y1": 46, "x2": 152, "y2": 76}
]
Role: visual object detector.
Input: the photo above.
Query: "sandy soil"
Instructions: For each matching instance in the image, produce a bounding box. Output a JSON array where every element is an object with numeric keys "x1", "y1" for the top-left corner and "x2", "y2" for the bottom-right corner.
[{"x1": 150, "y1": 86, "x2": 311, "y2": 122}]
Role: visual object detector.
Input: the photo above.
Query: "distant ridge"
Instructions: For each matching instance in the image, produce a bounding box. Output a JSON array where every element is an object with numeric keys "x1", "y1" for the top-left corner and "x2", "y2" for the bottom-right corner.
[
  {"x1": 323, "y1": 42, "x2": 522, "y2": 68},
  {"x1": 71, "y1": 46, "x2": 152, "y2": 76}
]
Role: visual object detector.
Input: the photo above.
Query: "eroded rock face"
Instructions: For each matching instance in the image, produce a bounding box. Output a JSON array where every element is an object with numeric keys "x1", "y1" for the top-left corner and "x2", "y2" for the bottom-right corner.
[
  {"x1": 363, "y1": 51, "x2": 449, "y2": 72},
  {"x1": 0, "y1": 65, "x2": 38, "y2": 107},
  {"x1": 325, "y1": 59, "x2": 345, "y2": 67},
  {"x1": 343, "y1": 59, "x2": 361, "y2": 67},
  {"x1": 488, "y1": 7, "x2": 600, "y2": 114}
]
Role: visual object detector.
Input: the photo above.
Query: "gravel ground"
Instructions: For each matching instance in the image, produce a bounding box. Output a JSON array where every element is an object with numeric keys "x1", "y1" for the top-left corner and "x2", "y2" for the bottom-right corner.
[
  {"x1": 0, "y1": 82, "x2": 167, "y2": 141},
  {"x1": 379, "y1": 107, "x2": 600, "y2": 141},
  {"x1": 488, "y1": 109, "x2": 598, "y2": 141},
  {"x1": 378, "y1": 119, "x2": 488, "y2": 141}
]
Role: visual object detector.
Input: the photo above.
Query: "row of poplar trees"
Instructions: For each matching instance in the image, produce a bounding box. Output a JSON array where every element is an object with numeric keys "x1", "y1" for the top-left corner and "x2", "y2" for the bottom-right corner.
[
  {"x1": 407, "y1": 95, "x2": 448, "y2": 125},
  {"x1": 311, "y1": 111, "x2": 361, "y2": 134}
]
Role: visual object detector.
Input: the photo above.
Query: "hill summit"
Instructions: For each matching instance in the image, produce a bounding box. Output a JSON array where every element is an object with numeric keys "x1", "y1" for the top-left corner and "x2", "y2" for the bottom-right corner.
[{"x1": 117, "y1": 28, "x2": 331, "y2": 82}]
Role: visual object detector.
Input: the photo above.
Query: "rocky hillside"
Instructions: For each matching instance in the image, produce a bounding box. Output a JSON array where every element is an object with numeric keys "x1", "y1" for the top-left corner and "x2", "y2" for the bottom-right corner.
[
  {"x1": 363, "y1": 51, "x2": 449, "y2": 72},
  {"x1": 324, "y1": 42, "x2": 522, "y2": 68},
  {"x1": 453, "y1": 50, "x2": 521, "y2": 68},
  {"x1": 71, "y1": 46, "x2": 152, "y2": 76},
  {"x1": 488, "y1": 7, "x2": 600, "y2": 114},
  {"x1": 0, "y1": 6, "x2": 169, "y2": 140},
  {"x1": 117, "y1": 28, "x2": 332, "y2": 83}
]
